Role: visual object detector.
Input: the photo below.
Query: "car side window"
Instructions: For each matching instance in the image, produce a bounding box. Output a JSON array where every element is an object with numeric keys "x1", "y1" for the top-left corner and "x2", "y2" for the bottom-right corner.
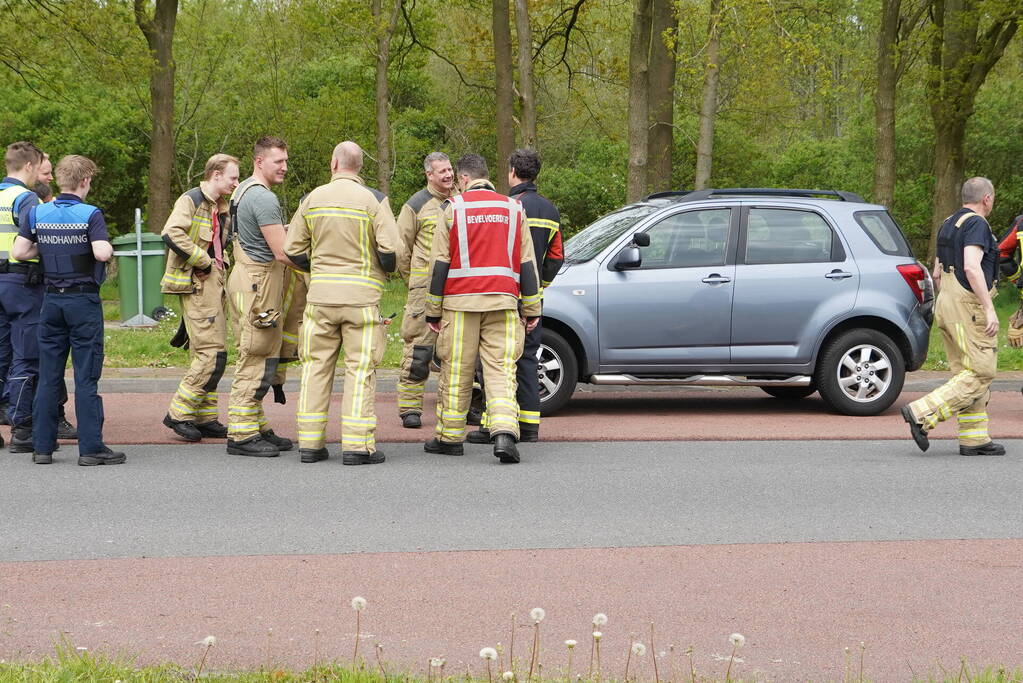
[
  {"x1": 638, "y1": 209, "x2": 730, "y2": 269},
  {"x1": 745, "y1": 208, "x2": 842, "y2": 264}
]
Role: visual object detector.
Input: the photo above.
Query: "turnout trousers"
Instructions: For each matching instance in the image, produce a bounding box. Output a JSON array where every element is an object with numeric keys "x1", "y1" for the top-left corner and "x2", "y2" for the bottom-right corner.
[
  {"x1": 272, "y1": 269, "x2": 308, "y2": 387},
  {"x1": 435, "y1": 308, "x2": 524, "y2": 444},
  {"x1": 226, "y1": 245, "x2": 286, "y2": 442},
  {"x1": 907, "y1": 274, "x2": 997, "y2": 446},
  {"x1": 397, "y1": 285, "x2": 436, "y2": 416},
  {"x1": 34, "y1": 292, "x2": 105, "y2": 455},
  {"x1": 167, "y1": 268, "x2": 227, "y2": 425},
  {"x1": 0, "y1": 281, "x2": 42, "y2": 430},
  {"x1": 297, "y1": 303, "x2": 384, "y2": 453}
]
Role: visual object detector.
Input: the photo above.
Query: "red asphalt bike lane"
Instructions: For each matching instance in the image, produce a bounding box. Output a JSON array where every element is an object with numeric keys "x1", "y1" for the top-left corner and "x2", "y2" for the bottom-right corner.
[
  {"x1": 5, "y1": 389, "x2": 1023, "y2": 680},
  {"x1": 2, "y1": 541, "x2": 1022, "y2": 681},
  {"x1": 69, "y1": 388, "x2": 1023, "y2": 445}
]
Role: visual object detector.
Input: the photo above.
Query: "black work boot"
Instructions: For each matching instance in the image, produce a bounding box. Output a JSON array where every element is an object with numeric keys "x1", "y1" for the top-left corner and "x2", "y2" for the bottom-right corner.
[
  {"x1": 519, "y1": 425, "x2": 539, "y2": 443},
  {"x1": 227, "y1": 435, "x2": 280, "y2": 457},
  {"x1": 260, "y1": 430, "x2": 293, "y2": 452},
  {"x1": 466, "y1": 428, "x2": 492, "y2": 444},
  {"x1": 300, "y1": 447, "x2": 329, "y2": 463},
  {"x1": 163, "y1": 414, "x2": 202, "y2": 442},
  {"x1": 424, "y1": 438, "x2": 464, "y2": 456},
  {"x1": 901, "y1": 405, "x2": 929, "y2": 452},
  {"x1": 78, "y1": 447, "x2": 127, "y2": 466},
  {"x1": 960, "y1": 441, "x2": 1006, "y2": 456},
  {"x1": 195, "y1": 420, "x2": 228, "y2": 439},
  {"x1": 9, "y1": 426, "x2": 34, "y2": 453},
  {"x1": 32, "y1": 451, "x2": 52, "y2": 464},
  {"x1": 0, "y1": 403, "x2": 10, "y2": 426},
  {"x1": 401, "y1": 413, "x2": 422, "y2": 429},
  {"x1": 57, "y1": 418, "x2": 78, "y2": 440},
  {"x1": 343, "y1": 450, "x2": 386, "y2": 465},
  {"x1": 466, "y1": 407, "x2": 483, "y2": 426},
  {"x1": 493, "y1": 433, "x2": 520, "y2": 464}
]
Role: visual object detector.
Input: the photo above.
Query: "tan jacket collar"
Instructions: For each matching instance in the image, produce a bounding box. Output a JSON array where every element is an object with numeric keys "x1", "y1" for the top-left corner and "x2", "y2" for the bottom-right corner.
[
  {"x1": 332, "y1": 171, "x2": 365, "y2": 185},
  {"x1": 199, "y1": 180, "x2": 229, "y2": 213},
  {"x1": 465, "y1": 179, "x2": 495, "y2": 192}
]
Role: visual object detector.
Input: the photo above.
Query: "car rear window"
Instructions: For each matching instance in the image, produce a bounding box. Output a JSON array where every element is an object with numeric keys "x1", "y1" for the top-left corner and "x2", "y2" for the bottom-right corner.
[{"x1": 854, "y1": 211, "x2": 913, "y2": 257}]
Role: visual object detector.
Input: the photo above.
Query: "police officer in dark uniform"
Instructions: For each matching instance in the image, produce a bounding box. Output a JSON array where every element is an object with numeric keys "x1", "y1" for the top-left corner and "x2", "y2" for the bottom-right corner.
[
  {"x1": 468, "y1": 149, "x2": 563, "y2": 444},
  {"x1": 0, "y1": 141, "x2": 45, "y2": 450},
  {"x1": 13, "y1": 155, "x2": 124, "y2": 465}
]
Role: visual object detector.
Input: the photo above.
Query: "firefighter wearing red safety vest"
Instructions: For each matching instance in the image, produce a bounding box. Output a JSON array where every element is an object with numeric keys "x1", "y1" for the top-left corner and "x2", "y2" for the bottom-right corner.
[{"x1": 423, "y1": 154, "x2": 541, "y2": 464}]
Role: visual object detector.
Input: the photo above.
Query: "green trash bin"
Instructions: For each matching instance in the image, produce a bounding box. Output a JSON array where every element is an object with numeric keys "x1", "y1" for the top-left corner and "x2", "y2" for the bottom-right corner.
[{"x1": 111, "y1": 232, "x2": 167, "y2": 322}]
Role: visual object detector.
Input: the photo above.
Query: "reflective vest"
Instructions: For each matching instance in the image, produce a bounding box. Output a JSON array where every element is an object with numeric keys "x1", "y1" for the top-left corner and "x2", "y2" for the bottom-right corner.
[
  {"x1": 33, "y1": 199, "x2": 102, "y2": 283},
  {"x1": 0, "y1": 182, "x2": 38, "y2": 264},
  {"x1": 444, "y1": 188, "x2": 524, "y2": 297}
]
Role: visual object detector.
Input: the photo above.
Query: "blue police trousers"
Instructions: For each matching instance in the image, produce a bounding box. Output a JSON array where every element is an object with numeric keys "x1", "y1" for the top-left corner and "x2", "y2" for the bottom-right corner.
[
  {"x1": 0, "y1": 281, "x2": 43, "y2": 430},
  {"x1": 33, "y1": 292, "x2": 105, "y2": 455}
]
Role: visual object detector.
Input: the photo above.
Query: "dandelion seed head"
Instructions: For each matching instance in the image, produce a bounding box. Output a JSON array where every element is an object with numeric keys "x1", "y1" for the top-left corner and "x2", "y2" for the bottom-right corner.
[
  {"x1": 480, "y1": 647, "x2": 498, "y2": 661},
  {"x1": 502, "y1": 672, "x2": 515, "y2": 681},
  {"x1": 565, "y1": 639, "x2": 577, "y2": 648},
  {"x1": 632, "y1": 643, "x2": 646, "y2": 656},
  {"x1": 592, "y1": 631, "x2": 602, "y2": 640},
  {"x1": 728, "y1": 633, "x2": 745, "y2": 648},
  {"x1": 202, "y1": 635, "x2": 216, "y2": 647},
  {"x1": 530, "y1": 607, "x2": 546, "y2": 622},
  {"x1": 351, "y1": 596, "x2": 367, "y2": 611},
  {"x1": 592, "y1": 613, "x2": 608, "y2": 627},
  {"x1": 430, "y1": 658, "x2": 446, "y2": 668}
]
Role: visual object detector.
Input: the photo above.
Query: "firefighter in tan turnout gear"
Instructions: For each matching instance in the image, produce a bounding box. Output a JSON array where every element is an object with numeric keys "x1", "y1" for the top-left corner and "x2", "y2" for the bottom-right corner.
[
  {"x1": 395, "y1": 152, "x2": 455, "y2": 429},
  {"x1": 161, "y1": 154, "x2": 239, "y2": 441},
  {"x1": 903, "y1": 177, "x2": 1005, "y2": 456},
  {"x1": 423, "y1": 154, "x2": 542, "y2": 464},
  {"x1": 284, "y1": 141, "x2": 400, "y2": 465},
  {"x1": 224, "y1": 136, "x2": 295, "y2": 457}
]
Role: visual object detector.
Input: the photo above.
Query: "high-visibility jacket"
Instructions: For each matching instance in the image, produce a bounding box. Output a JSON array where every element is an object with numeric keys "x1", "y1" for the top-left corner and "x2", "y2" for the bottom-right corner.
[
  {"x1": 160, "y1": 181, "x2": 230, "y2": 293},
  {"x1": 997, "y1": 214, "x2": 1023, "y2": 286},
  {"x1": 283, "y1": 171, "x2": 400, "y2": 307},
  {"x1": 509, "y1": 181, "x2": 563, "y2": 288},
  {"x1": 396, "y1": 185, "x2": 449, "y2": 287},
  {"x1": 0, "y1": 180, "x2": 40, "y2": 266},
  {"x1": 425, "y1": 179, "x2": 541, "y2": 319}
]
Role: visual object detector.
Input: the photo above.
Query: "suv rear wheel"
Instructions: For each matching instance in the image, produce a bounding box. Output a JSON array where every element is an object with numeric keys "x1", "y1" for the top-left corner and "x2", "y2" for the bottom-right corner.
[
  {"x1": 815, "y1": 328, "x2": 905, "y2": 416},
  {"x1": 538, "y1": 327, "x2": 578, "y2": 416}
]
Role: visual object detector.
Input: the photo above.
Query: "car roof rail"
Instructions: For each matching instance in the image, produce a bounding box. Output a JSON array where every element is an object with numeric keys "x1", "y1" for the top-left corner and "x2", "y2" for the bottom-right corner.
[{"x1": 645, "y1": 188, "x2": 866, "y2": 202}]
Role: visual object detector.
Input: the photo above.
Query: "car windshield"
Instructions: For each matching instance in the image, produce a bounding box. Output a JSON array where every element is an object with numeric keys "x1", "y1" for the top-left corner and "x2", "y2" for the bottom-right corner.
[{"x1": 564, "y1": 205, "x2": 659, "y2": 263}]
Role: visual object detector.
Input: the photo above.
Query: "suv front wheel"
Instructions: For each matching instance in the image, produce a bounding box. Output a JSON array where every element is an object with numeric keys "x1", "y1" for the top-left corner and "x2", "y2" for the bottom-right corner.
[
  {"x1": 815, "y1": 328, "x2": 905, "y2": 416},
  {"x1": 538, "y1": 327, "x2": 578, "y2": 416}
]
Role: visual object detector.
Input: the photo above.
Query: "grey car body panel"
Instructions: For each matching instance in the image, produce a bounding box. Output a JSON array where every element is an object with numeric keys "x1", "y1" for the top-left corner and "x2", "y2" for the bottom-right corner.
[{"x1": 543, "y1": 194, "x2": 931, "y2": 381}]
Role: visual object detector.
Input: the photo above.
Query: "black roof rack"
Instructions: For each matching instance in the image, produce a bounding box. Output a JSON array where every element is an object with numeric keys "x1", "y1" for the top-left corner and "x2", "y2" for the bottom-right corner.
[{"x1": 643, "y1": 188, "x2": 865, "y2": 203}]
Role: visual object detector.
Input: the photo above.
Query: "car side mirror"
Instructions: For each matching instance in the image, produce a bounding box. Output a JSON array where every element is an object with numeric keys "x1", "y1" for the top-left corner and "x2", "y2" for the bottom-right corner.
[
  {"x1": 632, "y1": 232, "x2": 650, "y2": 247},
  {"x1": 614, "y1": 246, "x2": 642, "y2": 270}
]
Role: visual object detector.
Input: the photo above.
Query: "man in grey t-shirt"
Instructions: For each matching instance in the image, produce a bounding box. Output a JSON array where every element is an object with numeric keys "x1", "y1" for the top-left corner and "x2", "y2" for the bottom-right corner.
[{"x1": 224, "y1": 136, "x2": 296, "y2": 457}]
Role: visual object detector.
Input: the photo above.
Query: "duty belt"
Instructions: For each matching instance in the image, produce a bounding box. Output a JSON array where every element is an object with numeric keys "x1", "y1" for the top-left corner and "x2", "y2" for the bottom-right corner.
[
  {"x1": 46, "y1": 283, "x2": 99, "y2": 294},
  {"x1": 0, "y1": 261, "x2": 35, "y2": 275}
]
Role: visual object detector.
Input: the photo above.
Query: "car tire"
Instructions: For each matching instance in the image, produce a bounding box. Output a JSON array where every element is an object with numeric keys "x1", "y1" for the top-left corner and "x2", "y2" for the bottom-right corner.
[
  {"x1": 538, "y1": 327, "x2": 578, "y2": 417},
  {"x1": 761, "y1": 385, "x2": 817, "y2": 400},
  {"x1": 815, "y1": 328, "x2": 905, "y2": 416}
]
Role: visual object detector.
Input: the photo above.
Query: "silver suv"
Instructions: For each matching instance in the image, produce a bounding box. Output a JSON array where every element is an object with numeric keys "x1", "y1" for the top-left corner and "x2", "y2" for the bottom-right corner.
[{"x1": 538, "y1": 188, "x2": 934, "y2": 416}]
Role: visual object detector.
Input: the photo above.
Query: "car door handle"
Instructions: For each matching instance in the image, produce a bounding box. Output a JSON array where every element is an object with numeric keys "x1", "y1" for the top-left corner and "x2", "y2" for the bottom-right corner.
[
  {"x1": 701, "y1": 274, "x2": 732, "y2": 284},
  {"x1": 825, "y1": 270, "x2": 853, "y2": 280}
]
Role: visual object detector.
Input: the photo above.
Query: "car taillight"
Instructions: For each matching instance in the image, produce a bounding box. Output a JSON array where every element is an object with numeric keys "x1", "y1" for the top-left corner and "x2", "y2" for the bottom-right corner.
[{"x1": 897, "y1": 262, "x2": 928, "y2": 304}]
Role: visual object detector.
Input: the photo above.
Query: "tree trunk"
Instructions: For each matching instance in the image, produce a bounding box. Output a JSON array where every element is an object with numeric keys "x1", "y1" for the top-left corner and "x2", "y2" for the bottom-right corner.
[
  {"x1": 646, "y1": 0, "x2": 677, "y2": 192},
  {"x1": 925, "y1": 0, "x2": 1020, "y2": 262},
  {"x1": 872, "y1": 0, "x2": 900, "y2": 209},
  {"x1": 514, "y1": 0, "x2": 536, "y2": 148},
  {"x1": 135, "y1": 0, "x2": 178, "y2": 233},
  {"x1": 694, "y1": 0, "x2": 721, "y2": 191},
  {"x1": 372, "y1": 0, "x2": 402, "y2": 195},
  {"x1": 493, "y1": 0, "x2": 516, "y2": 193},
  {"x1": 627, "y1": 0, "x2": 653, "y2": 203}
]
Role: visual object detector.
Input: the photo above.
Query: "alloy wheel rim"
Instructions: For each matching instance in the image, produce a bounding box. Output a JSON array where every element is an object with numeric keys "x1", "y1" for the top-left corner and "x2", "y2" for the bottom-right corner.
[{"x1": 836, "y1": 343, "x2": 892, "y2": 403}]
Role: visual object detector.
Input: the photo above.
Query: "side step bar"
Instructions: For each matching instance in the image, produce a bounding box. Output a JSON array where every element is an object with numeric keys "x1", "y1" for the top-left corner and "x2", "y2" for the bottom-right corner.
[{"x1": 589, "y1": 374, "x2": 812, "y2": 387}]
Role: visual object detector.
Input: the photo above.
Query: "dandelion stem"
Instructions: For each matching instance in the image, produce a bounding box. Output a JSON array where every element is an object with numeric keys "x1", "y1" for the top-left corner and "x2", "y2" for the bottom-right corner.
[
  {"x1": 354, "y1": 611, "x2": 361, "y2": 666},
  {"x1": 566, "y1": 648, "x2": 573, "y2": 683},
  {"x1": 376, "y1": 643, "x2": 387, "y2": 678},
  {"x1": 687, "y1": 646, "x2": 696, "y2": 683},
  {"x1": 588, "y1": 635, "x2": 594, "y2": 676},
  {"x1": 510, "y1": 614, "x2": 516, "y2": 673},
  {"x1": 858, "y1": 642, "x2": 865, "y2": 683},
  {"x1": 595, "y1": 638, "x2": 601, "y2": 683},
  {"x1": 195, "y1": 643, "x2": 212, "y2": 678},
  {"x1": 724, "y1": 644, "x2": 737, "y2": 683},
  {"x1": 527, "y1": 621, "x2": 539, "y2": 680},
  {"x1": 624, "y1": 642, "x2": 633, "y2": 683},
  {"x1": 487, "y1": 659, "x2": 494, "y2": 683},
  {"x1": 650, "y1": 623, "x2": 660, "y2": 683}
]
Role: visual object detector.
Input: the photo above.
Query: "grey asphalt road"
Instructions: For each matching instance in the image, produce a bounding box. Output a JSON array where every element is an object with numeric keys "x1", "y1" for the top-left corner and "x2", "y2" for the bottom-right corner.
[{"x1": 2, "y1": 439, "x2": 1021, "y2": 563}]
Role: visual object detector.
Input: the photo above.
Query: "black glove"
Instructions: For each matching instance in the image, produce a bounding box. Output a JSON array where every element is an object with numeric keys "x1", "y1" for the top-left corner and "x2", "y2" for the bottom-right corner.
[
  {"x1": 169, "y1": 319, "x2": 190, "y2": 350},
  {"x1": 272, "y1": 383, "x2": 286, "y2": 405}
]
